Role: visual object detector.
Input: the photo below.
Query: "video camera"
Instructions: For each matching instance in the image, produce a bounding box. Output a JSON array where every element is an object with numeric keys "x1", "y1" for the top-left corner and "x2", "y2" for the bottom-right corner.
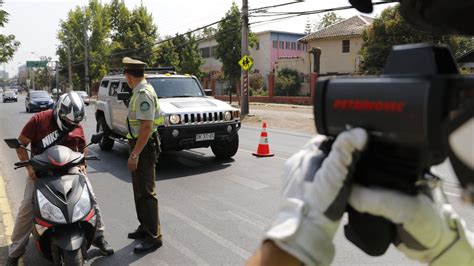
[{"x1": 314, "y1": 43, "x2": 473, "y2": 255}]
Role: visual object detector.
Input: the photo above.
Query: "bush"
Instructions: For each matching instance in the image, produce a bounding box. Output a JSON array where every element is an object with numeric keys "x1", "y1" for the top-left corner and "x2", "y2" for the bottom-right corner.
[
  {"x1": 275, "y1": 68, "x2": 301, "y2": 96},
  {"x1": 249, "y1": 73, "x2": 265, "y2": 91},
  {"x1": 249, "y1": 87, "x2": 268, "y2": 96}
]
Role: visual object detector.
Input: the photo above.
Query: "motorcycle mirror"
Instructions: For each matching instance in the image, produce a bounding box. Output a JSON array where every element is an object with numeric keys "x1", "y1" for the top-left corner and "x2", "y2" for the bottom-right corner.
[
  {"x1": 90, "y1": 132, "x2": 104, "y2": 144},
  {"x1": 4, "y1": 138, "x2": 21, "y2": 149}
]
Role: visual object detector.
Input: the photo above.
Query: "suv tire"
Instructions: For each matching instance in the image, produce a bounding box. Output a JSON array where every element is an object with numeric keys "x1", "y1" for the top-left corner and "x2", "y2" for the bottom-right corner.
[
  {"x1": 96, "y1": 116, "x2": 114, "y2": 151},
  {"x1": 211, "y1": 134, "x2": 239, "y2": 159}
]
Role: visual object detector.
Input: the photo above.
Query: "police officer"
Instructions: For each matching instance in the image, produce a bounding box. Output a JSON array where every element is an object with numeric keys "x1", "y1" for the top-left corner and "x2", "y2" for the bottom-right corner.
[{"x1": 123, "y1": 57, "x2": 164, "y2": 253}]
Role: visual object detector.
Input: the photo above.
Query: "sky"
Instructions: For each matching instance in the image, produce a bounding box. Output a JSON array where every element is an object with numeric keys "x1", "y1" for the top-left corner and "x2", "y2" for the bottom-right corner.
[{"x1": 1, "y1": 0, "x2": 395, "y2": 77}]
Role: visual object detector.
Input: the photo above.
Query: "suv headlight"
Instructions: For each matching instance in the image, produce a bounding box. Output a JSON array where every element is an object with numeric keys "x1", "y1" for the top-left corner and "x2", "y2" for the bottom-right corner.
[
  {"x1": 169, "y1": 114, "x2": 181, "y2": 125},
  {"x1": 37, "y1": 190, "x2": 66, "y2": 224},
  {"x1": 72, "y1": 185, "x2": 92, "y2": 222},
  {"x1": 224, "y1": 111, "x2": 232, "y2": 121}
]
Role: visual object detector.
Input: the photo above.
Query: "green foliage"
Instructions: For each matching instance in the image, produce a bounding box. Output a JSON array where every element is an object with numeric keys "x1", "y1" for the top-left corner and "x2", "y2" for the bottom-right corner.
[
  {"x1": 249, "y1": 73, "x2": 265, "y2": 91},
  {"x1": 155, "y1": 40, "x2": 180, "y2": 69},
  {"x1": 215, "y1": 3, "x2": 242, "y2": 83},
  {"x1": 275, "y1": 68, "x2": 301, "y2": 96},
  {"x1": 360, "y1": 5, "x2": 474, "y2": 74},
  {"x1": 315, "y1": 12, "x2": 344, "y2": 31},
  {"x1": 0, "y1": 0, "x2": 20, "y2": 63}
]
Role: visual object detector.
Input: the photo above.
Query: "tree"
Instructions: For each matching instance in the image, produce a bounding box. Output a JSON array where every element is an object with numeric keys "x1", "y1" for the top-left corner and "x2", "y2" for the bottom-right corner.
[
  {"x1": 109, "y1": 2, "x2": 158, "y2": 67},
  {"x1": 0, "y1": 0, "x2": 20, "y2": 63},
  {"x1": 155, "y1": 40, "x2": 179, "y2": 69},
  {"x1": 314, "y1": 12, "x2": 344, "y2": 31},
  {"x1": 173, "y1": 33, "x2": 203, "y2": 77},
  {"x1": 360, "y1": 5, "x2": 474, "y2": 74},
  {"x1": 215, "y1": 2, "x2": 242, "y2": 92},
  {"x1": 275, "y1": 68, "x2": 301, "y2": 96}
]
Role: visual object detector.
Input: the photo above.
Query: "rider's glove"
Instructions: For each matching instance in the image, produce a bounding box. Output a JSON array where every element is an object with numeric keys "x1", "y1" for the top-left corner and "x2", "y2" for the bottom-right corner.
[
  {"x1": 349, "y1": 184, "x2": 474, "y2": 266},
  {"x1": 264, "y1": 128, "x2": 368, "y2": 266}
]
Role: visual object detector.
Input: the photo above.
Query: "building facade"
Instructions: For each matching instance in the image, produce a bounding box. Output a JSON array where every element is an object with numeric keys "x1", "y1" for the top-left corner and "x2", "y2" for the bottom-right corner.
[{"x1": 299, "y1": 15, "x2": 374, "y2": 75}]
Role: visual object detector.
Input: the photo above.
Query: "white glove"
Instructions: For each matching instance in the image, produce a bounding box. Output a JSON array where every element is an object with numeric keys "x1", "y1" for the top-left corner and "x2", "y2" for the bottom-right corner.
[
  {"x1": 265, "y1": 128, "x2": 368, "y2": 266},
  {"x1": 349, "y1": 184, "x2": 474, "y2": 266}
]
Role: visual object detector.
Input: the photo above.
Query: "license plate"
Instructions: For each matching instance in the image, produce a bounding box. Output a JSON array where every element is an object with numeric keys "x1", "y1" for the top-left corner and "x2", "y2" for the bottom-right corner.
[
  {"x1": 196, "y1": 133, "x2": 215, "y2": 142},
  {"x1": 40, "y1": 105, "x2": 46, "y2": 108}
]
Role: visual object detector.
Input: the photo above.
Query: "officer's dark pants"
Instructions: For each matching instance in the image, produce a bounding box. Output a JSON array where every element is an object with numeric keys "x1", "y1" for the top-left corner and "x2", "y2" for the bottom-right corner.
[{"x1": 128, "y1": 138, "x2": 161, "y2": 241}]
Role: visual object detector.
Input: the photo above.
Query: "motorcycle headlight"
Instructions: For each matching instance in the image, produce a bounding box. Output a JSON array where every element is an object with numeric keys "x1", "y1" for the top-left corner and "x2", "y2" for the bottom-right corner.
[
  {"x1": 169, "y1": 114, "x2": 181, "y2": 125},
  {"x1": 224, "y1": 111, "x2": 232, "y2": 121},
  {"x1": 37, "y1": 190, "x2": 66, "y2": 224},
  {"x1": 72, "y1": 185, "x2": 92, "y2": 222}
]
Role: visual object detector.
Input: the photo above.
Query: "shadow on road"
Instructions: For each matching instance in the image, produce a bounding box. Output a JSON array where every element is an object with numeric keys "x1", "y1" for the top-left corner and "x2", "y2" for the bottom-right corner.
[{"x1": 87, "y1": 144, "x2": 234, "y2": 183}]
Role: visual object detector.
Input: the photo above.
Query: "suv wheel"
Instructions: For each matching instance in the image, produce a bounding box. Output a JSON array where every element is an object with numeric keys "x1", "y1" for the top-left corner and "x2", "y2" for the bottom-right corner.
[
  {"x1": 211, "y1": 134, "x2": 239, "y2": 159},
  {"x1": 96, "y1": 116, "x2": 114, "y2": 150}
]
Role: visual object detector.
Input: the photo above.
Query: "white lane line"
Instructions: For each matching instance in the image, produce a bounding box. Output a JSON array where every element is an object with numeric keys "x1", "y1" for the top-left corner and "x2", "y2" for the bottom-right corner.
[
  {"x1": 165, "y1": 235, "x2": 209, "y2": 266},
  {"x1": 204, "y1": 194, "x2": 272, "y2": 224},
  {"x1": 165, "y1": 207, "x2": 251, "y2": 259},
  {"x1": 227, "y1": 211, "x2": 267, "y2": 231},
  {"x1": 224, "y1": 175, "x2": 269, "y2": 190},
  {"x1": 239, "y1": 148, "x2": 288, "y2": 161}
]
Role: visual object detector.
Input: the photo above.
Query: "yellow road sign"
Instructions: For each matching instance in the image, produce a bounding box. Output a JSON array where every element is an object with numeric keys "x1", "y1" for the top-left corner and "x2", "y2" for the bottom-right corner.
[{"x1": 239, "y1": 55, "x2": 253, "y2": 71}]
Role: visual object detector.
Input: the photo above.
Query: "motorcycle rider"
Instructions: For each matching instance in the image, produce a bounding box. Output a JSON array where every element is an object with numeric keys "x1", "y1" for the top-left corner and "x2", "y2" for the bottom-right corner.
[{"x1": 6, "y1": 92, "x2": 114, "y2": 266}]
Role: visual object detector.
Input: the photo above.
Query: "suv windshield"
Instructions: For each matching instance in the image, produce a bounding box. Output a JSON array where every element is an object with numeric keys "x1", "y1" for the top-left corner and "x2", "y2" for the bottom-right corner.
[
  {"x1": 148, "y1": 78, "x2": 203, "y2": 98},
  {"x1": 4, "y1": 91, "x2": 15, "y2": 96},
  {"x1": 30, "y1": 91, "x2": 50, "y2": 98}
]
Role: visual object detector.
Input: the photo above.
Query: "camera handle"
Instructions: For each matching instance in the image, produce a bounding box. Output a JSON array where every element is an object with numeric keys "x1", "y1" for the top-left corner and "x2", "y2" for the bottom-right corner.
[{"x1": 344, "y1": 141, "x2": 423, "y2": 256}]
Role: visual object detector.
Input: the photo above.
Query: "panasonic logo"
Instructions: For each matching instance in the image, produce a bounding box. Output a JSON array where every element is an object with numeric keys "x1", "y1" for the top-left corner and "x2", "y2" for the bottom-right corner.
[{"x1": 333, "y1": 99, "x2": 405, "y2": 113}]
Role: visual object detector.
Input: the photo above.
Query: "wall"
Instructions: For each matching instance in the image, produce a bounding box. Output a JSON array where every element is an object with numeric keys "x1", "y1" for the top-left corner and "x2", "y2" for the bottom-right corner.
[
  {"x1": 197, "y1": 38, "x2": 222, "y2": 73},
  {"x1": 307, "y1": 36, "x2": 363, "y2": 75}
]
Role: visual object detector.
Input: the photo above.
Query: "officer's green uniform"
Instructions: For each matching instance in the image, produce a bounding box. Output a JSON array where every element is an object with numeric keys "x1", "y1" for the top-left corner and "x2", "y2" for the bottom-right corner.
[{"x1": 124, "y1": 57, "x2": 164, "y2": 242}]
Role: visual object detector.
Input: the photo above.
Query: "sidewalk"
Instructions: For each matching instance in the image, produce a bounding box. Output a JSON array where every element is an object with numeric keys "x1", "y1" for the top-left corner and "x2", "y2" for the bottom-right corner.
[{"x1": 0, "y1": 172, "x2": 13, "y2": 265}]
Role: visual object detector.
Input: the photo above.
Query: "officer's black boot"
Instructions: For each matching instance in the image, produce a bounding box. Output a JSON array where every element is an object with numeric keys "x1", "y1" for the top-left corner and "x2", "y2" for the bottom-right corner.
[
  {"x1": 92, "y1": 235, "x2": 115, "y2": 256},
  {"x1": 6, "y1": 256, "x2": 19, "y2": 266}
]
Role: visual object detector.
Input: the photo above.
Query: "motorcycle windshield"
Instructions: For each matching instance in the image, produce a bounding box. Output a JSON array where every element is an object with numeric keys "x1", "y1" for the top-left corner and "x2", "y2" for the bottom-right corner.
[{"x1": 31, "y1": 145, "x2": 84, "y2": 172}]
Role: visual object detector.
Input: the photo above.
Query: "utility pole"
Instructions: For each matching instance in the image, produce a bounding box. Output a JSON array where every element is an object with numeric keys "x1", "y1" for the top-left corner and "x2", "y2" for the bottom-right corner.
[
  {"x1": 241, "y1": 0, "x2": 249, "y2": 116},
  {"x1": 84, "y1": 19, "x2": 90, "y2": 95},
  {"x1": 67, "y1": 45, "x2": 72, "y2": 92},
  {"x1": 55, "y1": 61, "x2": 59, "y2": 91}
]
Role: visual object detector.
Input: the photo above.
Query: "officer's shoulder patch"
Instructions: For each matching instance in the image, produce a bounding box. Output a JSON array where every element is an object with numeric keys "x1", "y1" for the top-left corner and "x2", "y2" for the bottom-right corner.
[{"x1": 140, "y1": 101, "x2": 150, "y2": 111}]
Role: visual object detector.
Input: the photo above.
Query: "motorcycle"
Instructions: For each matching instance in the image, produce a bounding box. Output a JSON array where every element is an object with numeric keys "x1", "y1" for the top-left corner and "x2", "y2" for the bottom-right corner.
[{"x1": 4, "y1": 133, "x2": 103, "y2": 266}]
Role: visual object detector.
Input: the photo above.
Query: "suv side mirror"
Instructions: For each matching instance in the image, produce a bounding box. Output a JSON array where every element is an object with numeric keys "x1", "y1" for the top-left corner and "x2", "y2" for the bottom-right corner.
[
  {"x1": 117, "y1": 92, "x2": 130, "y2": 101},
  {"x1": 204, "y1": 89, "x2": 213, "y2": 96}
]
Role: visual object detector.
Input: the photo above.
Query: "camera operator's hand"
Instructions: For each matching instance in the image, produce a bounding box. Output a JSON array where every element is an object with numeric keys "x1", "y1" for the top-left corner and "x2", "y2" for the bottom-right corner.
[
  {"x1": 264, "y1": 128, "x2": 368, "y2": 266},
  {"x1": 349, "y1": 184, "x2": 474, "y2": 266}
]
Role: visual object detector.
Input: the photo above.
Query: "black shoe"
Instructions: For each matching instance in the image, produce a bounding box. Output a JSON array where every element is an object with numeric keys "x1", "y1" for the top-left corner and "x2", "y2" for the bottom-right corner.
[
  {"x1": 128, "y1": 229, "x2": 147, "y2": 239},
  {"x1": 133, "y1": 239, "x2": 163, "y2": 254},
  {"x1": 92, "y1": 235, "x2": 115, "y2": 256},
  {"x1": 6, "y1": 256, "x2": 19, "y2": 266}
]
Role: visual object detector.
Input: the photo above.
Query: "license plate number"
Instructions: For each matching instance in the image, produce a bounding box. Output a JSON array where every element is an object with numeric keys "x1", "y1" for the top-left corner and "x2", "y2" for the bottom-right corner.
[
  {"x1": 196, "y1": 133, "x2": 215, "y2": 142},
  {"x1": 40, "y1": 105, "x2": 46, "y2": 108}
]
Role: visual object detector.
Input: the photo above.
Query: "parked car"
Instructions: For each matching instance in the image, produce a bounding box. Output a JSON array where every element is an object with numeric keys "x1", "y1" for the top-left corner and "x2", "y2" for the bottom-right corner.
[
  {"x1": 25, "y1": 90, "x2": 54, "y2": 112},
  {"x1": 3, "y1": 90, "x2": 18, "y2": 102},
  {"x1": 95, "y1": 68, "x2": 241, "y2": 159},
  {"x1": 75, "y1": 90, "x2": 90, "y2": 105}
]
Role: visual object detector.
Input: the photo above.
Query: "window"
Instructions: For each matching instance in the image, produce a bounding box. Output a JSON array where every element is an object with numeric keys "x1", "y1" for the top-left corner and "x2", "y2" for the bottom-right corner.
[
  {"x1": 291, "y1": 42, "x2": 296, "y2": 50},
  {"x1": 297, "y1": 43, "x2": 302, "y2": 50},
  {"x1": 273, "y1": 40, "x2": 278, "y2": 48},
  {"x1": 120, "y1": 82, "x2": 131, "y2": 92},
  {"x1": 200, "y1": 47, "x2": 211, "y2": 58},
  {"x1": 255, "y1": 42, "x2": 260, "y2": 50},
  {"x1": 109, "y1": 81, "x2": 120, "y2": 96},
  {"x1": 100, "y1": 80, "x2": 109, "y2": 88},
  {"x1": 342, "y1": 40, "x2": 350, "y2": 53},
  {"x1": 279, "y1": 41, "x2": 284, "y2": 49},
  {"x1": 211, "y1": 46, "x2": 218, "y2": 58},
  {"x1": 286, "y1": 42, "x2": 290, "y2": 49}
]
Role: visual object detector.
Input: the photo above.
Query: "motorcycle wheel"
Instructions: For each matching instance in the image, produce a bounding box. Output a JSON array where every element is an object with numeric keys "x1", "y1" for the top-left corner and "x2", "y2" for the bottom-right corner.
[{"x1": 52, "y1": 244, "x2": 85, "y2": 266}]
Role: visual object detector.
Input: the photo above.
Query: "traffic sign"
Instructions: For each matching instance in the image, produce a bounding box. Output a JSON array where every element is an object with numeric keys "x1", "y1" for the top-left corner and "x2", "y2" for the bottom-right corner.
[
  {"x1": 27, "y1": 61, "x2": 48, "y2": 68},
  {"x1": 238, "y1": 55, "x2": 253, "y2": 71}
]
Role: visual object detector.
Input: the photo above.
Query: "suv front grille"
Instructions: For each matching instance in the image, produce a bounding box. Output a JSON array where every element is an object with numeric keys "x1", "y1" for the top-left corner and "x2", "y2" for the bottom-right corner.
[{"x1": 182, "y1": 112, "x2": 225, "y2": 125}]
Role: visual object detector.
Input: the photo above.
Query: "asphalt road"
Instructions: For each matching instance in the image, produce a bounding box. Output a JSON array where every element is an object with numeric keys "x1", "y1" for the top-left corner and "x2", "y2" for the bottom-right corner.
[{"x1": 0, "y1": 95, "x2": 472, "y2": 266}]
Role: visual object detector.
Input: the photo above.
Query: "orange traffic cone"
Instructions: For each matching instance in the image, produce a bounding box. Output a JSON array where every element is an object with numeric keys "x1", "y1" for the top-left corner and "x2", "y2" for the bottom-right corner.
[{"x1": 253, "y1": 121, "x2": 274, "y2": 157}]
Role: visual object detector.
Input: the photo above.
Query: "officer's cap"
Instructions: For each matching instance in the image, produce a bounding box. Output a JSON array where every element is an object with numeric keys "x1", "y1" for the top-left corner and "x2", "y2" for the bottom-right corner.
[{"x1": 122, "y1": 57, "x2": 146, "y2": 70}]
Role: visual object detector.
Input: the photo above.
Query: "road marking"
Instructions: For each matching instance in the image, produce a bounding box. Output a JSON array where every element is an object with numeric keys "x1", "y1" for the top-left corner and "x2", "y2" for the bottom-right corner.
[
  {"x1": 224, "y1": 175, "x2": 269, "y2": 190},
  {"x1": 444, "y1": 191, "x2": 460, "y2": 197},
  {"x1": 165, "y1": 206, "x2": 251, "y2": 259},
  {"x1": 227, "y1": 211, "x2": 267, "y2": 230},
  {"x1": 165, "y1": 235, "x2": 209, "y2": 266},
  {"x1": 0, "y1": 173, "x2": 13, "y2": 244},
  {"x1": 239, "y1": 148, "x2": 287, "y2": 161}
]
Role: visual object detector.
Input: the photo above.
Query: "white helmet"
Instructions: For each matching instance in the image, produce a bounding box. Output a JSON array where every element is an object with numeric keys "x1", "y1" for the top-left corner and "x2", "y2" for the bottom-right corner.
[{"x1": 53, "y1": 91, "x2": 85, "y2": 131}]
